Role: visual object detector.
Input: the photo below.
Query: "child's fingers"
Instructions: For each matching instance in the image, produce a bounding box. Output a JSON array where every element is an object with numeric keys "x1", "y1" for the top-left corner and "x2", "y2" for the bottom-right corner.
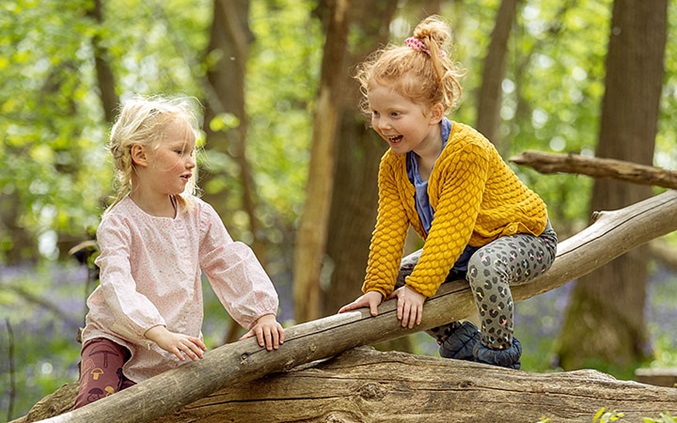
[
  {"x1": 178, "y1": 340, "x2": 203, "y2": 361},
  {"x1": 278, "y1": 326, "x2": 285, "y2": 345},
  {"x1": 239, "y1": 329, "x2": 254, "y2": 340},
  {"x1": 264, "y1": 327, "x2": 274, "y2": 351},
  {"x1": 369, "y1": 302, "x2": 379, "y2": 317},
  {"x1": 255, "y1": 327, "x2": 265, "y2": 348},
  {"x1": 338, "y1": 301, "x2": 360, "y2": 313}
]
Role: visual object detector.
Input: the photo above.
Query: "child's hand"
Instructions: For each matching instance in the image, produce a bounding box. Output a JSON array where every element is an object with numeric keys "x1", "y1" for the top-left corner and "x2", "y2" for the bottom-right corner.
[
  {"x1": 240, "y1": 314, "x2": 284, "y2": 351},
  {"x1": 144, "y1": 325, "x2": 207, "y2": 361},
  {"x1": 387, "y1": 285, "x2": 425, "y2": 329},
  {"x1": 338, "y1": 291, "x2": 383, "y2": 317}
]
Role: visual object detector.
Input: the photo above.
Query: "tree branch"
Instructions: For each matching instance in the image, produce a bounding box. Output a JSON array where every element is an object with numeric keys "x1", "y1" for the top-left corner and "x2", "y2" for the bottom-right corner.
[
  {"x1": 510, "y1": 151, "x2": 677, "y2": 189},
  {"x1": 26, "y1": 190, "x2": 677, "y2": 423},
  {"x1": 18, "y1": 346, "x2": 677, "y2": 423}
]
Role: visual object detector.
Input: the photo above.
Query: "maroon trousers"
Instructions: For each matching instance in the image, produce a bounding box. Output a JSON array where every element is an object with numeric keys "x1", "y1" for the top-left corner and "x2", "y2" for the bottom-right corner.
[{"x1": 74, "y1": 338, "x2": 136, "y2": 409}]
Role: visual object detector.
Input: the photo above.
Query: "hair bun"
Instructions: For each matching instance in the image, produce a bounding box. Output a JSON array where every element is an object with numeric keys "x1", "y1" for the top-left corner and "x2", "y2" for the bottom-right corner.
[{"x1": 412, "y1": 15, "x2": 450, "y2": 51}]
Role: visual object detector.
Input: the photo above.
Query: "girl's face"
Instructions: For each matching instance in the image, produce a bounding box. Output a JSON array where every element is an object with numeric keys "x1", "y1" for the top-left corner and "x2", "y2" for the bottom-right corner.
[
  {"x1": 367, "y1": 83, "x2": 442, "y2": 155},
  {"x1": 146, "y1": 118, "x2": 196, "y2": 196}
]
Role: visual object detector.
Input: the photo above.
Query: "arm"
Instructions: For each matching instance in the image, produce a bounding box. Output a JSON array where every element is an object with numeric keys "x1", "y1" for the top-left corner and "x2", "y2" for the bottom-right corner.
[
  {"x1": 199, "y1": 204, "x2": 283, "y2": 350},
  {"x1": 361, "y1": 158, "x2": 411, "y2": 297},
  {"x1": 95, "y1": 217, "x2": 167, "y2": 341},
  {"x1": 340, "y1": 158, "x2": 410, "y2": 316},
  {"x1": 96, "y1": 216, "x2": 208, "y2": 359}
]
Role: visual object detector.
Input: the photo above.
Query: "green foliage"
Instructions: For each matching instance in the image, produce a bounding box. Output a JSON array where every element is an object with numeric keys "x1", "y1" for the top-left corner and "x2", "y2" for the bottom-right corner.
[
  {"x1": 644, "y1": 412, "x2": 677, "y2": 423},
  {"x1": 247, "y1": 0, "x2": 322, "y2": 224},
  {"x1": 594, "y1": 408, "x2": 625, "y2": 422},
  {"x1": 540, "y1": 410, "x2": 677, "y2": 423}
]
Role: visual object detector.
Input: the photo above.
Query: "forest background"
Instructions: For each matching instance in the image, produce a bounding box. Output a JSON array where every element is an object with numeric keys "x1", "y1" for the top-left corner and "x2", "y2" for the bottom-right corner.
[{"x1": 1, "y1": 0, "x2": 676, "y2": 420}]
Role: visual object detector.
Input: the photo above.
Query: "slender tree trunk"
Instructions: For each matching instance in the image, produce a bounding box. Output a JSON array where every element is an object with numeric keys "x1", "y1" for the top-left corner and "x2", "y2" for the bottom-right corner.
[
  {"x1": 201, "y1": 0, "x2": 264, "y2": 260},
  {"x1": 322, "y1": 2, "x2": 398, "y2": 317},
  {"x1": 475, "y1": 0, "x2": 520, "y2": 150},
  {"x1": 200, "y1": 0, "x2": 263, "y2": 344},
  {"x1": 557, "y1": 0, "x2": 668, "y2": 371},
  {"x1": 0, "y1": 189, "x2": 37, "y2": 264},
  {"x1": 86, "y1": 0, "x2": 119, "y2": 124},
  {"x1": 293, "y1": 0, "x2": 351, "y2": 322}
]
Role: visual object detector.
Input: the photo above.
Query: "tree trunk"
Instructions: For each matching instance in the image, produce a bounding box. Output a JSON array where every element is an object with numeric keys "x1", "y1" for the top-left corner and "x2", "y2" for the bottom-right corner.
[
  {"x1": 16, "y1": 191, "x2": 677, "y2": 423},
  {"x1": 557, "y1": 0, "x2": 668, "y2": 371},
  {"x1": 86, "y1": 0, "x2": 119, "y2": 124},
  {"x1": 17, "y1": 346, "x2": 677, "y2": 423},
  {"x1": 293, "y1": 0, "x2": 351, "y2": 322},
  {"x1": 475, "y1": 0, "x2": 520, "y2": 150},
  {"x1": 201, "y1": 0, "x2": 265, "y2": 260},
  {"x1": 323, "y1": 1, "x2": 397, "y2": 317}
]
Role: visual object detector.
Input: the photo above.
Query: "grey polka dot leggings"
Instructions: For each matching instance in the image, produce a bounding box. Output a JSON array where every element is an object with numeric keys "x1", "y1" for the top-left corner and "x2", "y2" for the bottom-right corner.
[{"x1": 397, "y1": 221, "x2": 557, "y2": 350}]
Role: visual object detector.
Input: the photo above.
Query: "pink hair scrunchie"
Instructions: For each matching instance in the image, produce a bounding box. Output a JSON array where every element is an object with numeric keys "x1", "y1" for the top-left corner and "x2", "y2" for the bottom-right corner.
[{"x1": 405, "y1": 37, "x2": 446, "y2": 58}]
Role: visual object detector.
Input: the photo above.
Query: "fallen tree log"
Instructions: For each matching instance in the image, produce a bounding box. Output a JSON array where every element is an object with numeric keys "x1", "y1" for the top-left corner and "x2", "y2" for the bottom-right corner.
[
  {"x1": 19, "y1": 346, "x2": 677, "y2": 423},
  {"x1": 16, "y1": 190, "x2": 677, "y2": 423},
  {"x1": 510, "y1": 150, "x2": 677, "y2": 189}
]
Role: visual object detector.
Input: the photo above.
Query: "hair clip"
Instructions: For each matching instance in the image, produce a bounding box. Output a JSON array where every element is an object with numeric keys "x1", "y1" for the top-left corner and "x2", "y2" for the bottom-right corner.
[{"x1": 405, "y1": 37, "x2": 446, "y2": 58}]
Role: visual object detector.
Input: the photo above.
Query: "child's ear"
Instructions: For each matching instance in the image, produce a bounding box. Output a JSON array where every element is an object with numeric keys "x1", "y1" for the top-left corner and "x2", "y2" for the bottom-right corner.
[
  {"x1": 429, "y1": 103, "x2": 444, "y2": 124},
  {"x1": 130, "y1": 144, "x2": 148, "y2": 167}
]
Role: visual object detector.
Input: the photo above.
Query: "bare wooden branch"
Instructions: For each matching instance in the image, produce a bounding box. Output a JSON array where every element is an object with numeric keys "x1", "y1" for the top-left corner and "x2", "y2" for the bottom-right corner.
[
  {"x1": 510, "y1": 151, "x2": 677, "y2": 189},
  {"x1": 23, "y1": 190, "x2": 677, "y2": 423},
  {"x1": 17, "y1": 347, "x2": 677, "y2": 423}
]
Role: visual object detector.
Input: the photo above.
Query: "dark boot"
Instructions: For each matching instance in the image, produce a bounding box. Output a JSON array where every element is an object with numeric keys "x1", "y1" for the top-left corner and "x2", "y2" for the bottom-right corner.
[
  {"x1": 435, "y1": 321, "x2": 481, "y2": 361},
  {"x1": 473, "y1": 337, "x2": 522, "y2": 370}
]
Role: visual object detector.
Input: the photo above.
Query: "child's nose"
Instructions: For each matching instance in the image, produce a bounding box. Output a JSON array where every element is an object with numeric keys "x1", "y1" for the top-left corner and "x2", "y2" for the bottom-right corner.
[{"x1": 377, "y1": 118, "x2": 391, "y2": 131}]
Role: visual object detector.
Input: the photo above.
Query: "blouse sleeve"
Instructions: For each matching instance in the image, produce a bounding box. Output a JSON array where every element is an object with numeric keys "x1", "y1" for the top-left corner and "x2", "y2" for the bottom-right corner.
[
  {"x1": 94, "y1": 216, "x2": 166, "y2": 340},
  {"x1": 198, "y1": 204, "x2": 279, "y2": 330}
]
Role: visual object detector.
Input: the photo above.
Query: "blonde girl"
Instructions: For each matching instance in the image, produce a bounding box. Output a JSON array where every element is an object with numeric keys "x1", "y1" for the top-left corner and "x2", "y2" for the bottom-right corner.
[{"x1": 75, "y1": 96, "x2": 284, "y2": 408}]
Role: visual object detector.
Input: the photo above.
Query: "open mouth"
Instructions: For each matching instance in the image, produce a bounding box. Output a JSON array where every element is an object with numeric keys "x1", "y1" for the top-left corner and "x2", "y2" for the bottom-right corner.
[{"x1": 387, "y1": 135, "x2": 403, "y2": 143}]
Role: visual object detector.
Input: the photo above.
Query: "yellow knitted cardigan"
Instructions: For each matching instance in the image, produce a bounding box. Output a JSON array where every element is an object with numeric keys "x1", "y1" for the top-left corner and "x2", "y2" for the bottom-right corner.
[{"x1": 362, "y1": 122, "x2": 548, "y2": 298}]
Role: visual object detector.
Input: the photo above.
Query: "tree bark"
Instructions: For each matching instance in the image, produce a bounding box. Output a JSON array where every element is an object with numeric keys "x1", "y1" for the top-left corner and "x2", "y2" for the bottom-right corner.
[
  {"x1": 201, "y1": 0, "x2": 265, "y2": 262},
  {"x1": 17, "y1": 346, "x2": 677, "y2": 423},
  {"x1": 293, "y1": 0, "x2": 351, "y2": 322},
  {"x1": 323, "y1": 1, "x2": 397, "y2": 317},
  {"x1": 475, "y1": 0, "x2": 520, "y2": 150},
  {"x1": 557, "y1": 0, "x2": 668, "y2": 371},
  {"x1": 18, "y1": 190, "x2": 677, "y2": 423},
  {"x1": 510, "y1": 151, "x2": 677, "y2": 190},
  {"x1": 86, "y1": 0, "x2": 119, "y2": 124}
]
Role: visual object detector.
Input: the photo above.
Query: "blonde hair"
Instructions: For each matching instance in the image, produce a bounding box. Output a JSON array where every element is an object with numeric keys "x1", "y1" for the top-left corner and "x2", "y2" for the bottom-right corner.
[
  {"x1": 105, "y1": 95, "x2": 203, "y2": 214},
  {"x1": 355, "y1": 15, "x2": 464, "y2": 116}
]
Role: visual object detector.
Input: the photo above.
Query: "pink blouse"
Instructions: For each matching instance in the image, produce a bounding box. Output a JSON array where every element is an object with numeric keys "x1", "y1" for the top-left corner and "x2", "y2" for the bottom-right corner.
[{"x1": 81, "y1": 195, "x2": 279, "y2": 382}]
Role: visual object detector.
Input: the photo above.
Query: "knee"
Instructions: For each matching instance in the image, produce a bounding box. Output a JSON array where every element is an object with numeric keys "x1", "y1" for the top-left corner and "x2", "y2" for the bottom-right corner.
[{"x1": 467, "y1": 251, "x2": 510, "y2": 288}]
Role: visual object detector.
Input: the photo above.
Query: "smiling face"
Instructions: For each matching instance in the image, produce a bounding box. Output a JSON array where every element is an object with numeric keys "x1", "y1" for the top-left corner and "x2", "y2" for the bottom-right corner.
[{"x1": 367, "y1": 83, "x2": 443, "y2": 155}]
